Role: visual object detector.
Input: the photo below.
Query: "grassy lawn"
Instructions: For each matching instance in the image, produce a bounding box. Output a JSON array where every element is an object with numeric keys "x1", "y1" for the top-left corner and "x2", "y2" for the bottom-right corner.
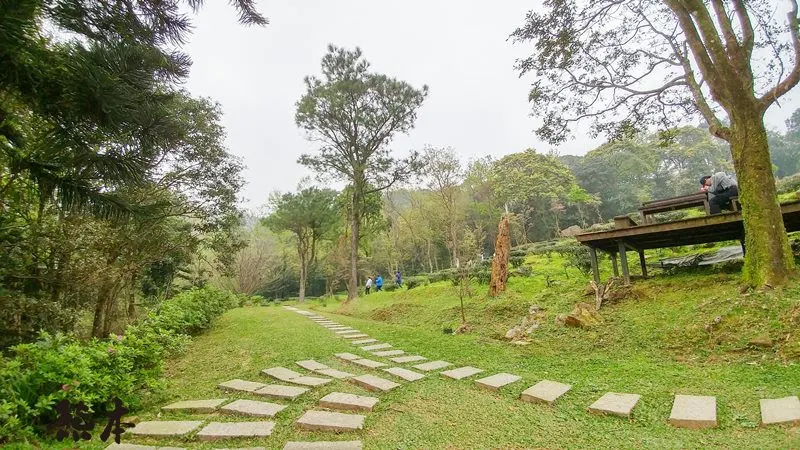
[{"x1": 34, "y1": 249, "x2": 800, "y2": 449}]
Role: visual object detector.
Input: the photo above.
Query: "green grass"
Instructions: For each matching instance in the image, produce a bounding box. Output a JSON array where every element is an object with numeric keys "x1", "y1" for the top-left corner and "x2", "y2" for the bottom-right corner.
[{"x1": 31, "y1": 248, "x2": 800, "y2": 449}]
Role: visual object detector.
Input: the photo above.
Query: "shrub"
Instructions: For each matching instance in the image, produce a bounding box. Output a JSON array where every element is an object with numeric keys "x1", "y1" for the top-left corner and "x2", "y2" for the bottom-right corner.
[
  {"x1": 429, "y1": 268, "x2": 457, "y2": 283},
  {"x1": 405, "y1": 276, "x2": 429, "y2": 290},
  {"x1": 383, "y1": 283, "x2": 398, "y2": 292},
  {"x1": 776, "y1": 173, "x2": 800, "y2": 194},
  {"x1": 0, "y1": 287, "x2": 235, "y2": 443}
]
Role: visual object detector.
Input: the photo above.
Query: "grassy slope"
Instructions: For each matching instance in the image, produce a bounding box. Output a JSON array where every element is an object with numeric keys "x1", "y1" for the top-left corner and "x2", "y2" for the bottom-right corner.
[{"x1": 39, "y1": 250, "x2": 800, "y2": 449}]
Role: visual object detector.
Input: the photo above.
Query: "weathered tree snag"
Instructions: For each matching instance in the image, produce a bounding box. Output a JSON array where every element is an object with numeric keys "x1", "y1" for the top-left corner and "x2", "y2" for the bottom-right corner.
[{"x1": 488, "y1": 214, "x2": 511, "y2": 297}]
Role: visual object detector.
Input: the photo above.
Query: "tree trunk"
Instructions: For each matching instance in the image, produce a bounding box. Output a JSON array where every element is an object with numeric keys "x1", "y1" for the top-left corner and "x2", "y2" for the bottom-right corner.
[
  {"x1": 488, "y1": 214, "x2": 511, "y2": 296},
  {"x1": 91, "y1": 296, "x2": 106, "y2": 338},
  {"x1": 298, "y1": 252, "x2": 307, "y2": 302},
  {"x1": 729, "y1": 112, "x2": 795, "y2": 287},
  {"x1": 347, "y1": 202, "x2": 361, "y2": 301},
  {"x1": 450, "y1": 220, "x2": 460, "y2": 268}
]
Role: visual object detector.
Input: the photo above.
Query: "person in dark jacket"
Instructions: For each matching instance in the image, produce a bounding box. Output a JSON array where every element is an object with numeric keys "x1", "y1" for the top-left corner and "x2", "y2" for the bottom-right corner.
[
  {"x1": 395, "y1": 270, "x2": 402, "y2": 288},
  {"x1": 700, "y1": 172, "x2": 739, "y2": 214}
]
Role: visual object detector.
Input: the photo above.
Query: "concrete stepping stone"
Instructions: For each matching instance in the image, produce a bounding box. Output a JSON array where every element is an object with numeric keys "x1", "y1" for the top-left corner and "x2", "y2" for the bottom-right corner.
[
  {"x1": 316, "y1": 368, "x2": 355, "y2": 379},
  {"x1": 197, "y1": 421, "x2": 275, "y2": 440},
  {"x1": 350, "y1": 374, "x2": 401, "y2": 392},
  {"x1": 441, "y1": 366, "x2": 484, "y2": 380},
  {"x1": 221, "y1": 399, "x2": 287, "y2": 417},
  {"x1": 372, "y1": 349, "x2": 405, "y2": 357},
  {"x1": 262, "y1": 367, "x2": 304, "y2": 382},
  {"x1": 254, "y1": 384, "x2": 309, "y2": 400},
  {"x1": 288, "y1": 376, "x2": 333, "y2": 387},
  {"x1": 126, "y1": 421, "x2": 203, "y2": 437},
  {"x1": 361, "y1": 343, "x2": 392, "y2": 351},
  {"x1": 669, "y1": 395, "x2": 717, "y2": 429},
  {"x1": 161, "y1": 398, "x2": 228, "y2": 413},
  {"x1": 413, "y1": 360, "x2": 452, "y2": 371},
  {"x1": 320, "y1": 392, "x2": 379, "y2": 412},
  {"x1": 383, "y1": 367, "x2": 425, "y2": 381},
  {"x1": 391, "y1": 355, "x2": 426, "y2": 363},
  {"x1": 475, "y1": 373, "x2": 521, "y2": 391},
  {"x1": 588, "y1": 392, "x2": 641, "y2": 418},
  {"x1": 283, "y1": 441, "x2": 362, "y2": 450},
  {"x1": 760, "y1": 396, "x2": 800, "y2": 426},
  {"x1": 329, "y1": 327, "x2": 352, "y2": 331},
  {"x1": 335, "y1": 352, "x2": 362, "y2": 361},
  {"x1": 335, "y1": 330, "x2": 361, "y2": 335},
  {"x1": 106, "y1": 445, "x2": 186, "y2": 450},
  {"x1": 342, "y1": 334, "x2": 369, "y2": 339},
  {"x1": 295, "y1": 410, "x2": 365, "y2": 432},
  {"x1": 521, "y1": 380, "x2": 572, "y2": 404},
  {"x1": 350, "y1": 338, "x2": 377, "y2": 345},
  {"x1": 351, "y1": 358, "x2": 387, "y2": 369},
  {"x1": 218, "y1": 379, "x2": 266, "y2": 393},
  {"x1": 296, "y1": 360, "x2": 330, "y2": 371}
]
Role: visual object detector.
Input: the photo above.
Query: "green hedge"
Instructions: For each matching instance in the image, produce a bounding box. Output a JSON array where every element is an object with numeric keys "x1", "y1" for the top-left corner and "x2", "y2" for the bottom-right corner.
[{"x1": 0, "y1": 287, "x2": 235, "y2": 442}]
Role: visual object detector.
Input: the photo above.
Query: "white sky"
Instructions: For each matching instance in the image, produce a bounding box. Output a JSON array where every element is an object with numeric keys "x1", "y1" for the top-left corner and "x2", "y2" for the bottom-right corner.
[{"x1": 182, "y1": 0, "x2": 800, "y2": 211}]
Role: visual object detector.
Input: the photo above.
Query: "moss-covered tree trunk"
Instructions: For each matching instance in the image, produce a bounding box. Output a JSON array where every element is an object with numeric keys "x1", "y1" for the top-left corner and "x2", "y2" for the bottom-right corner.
[
  {"x1": 729, "y1": 109, "x2": 794, "y2": 287},
  {"x1": 488, "y1": 214, "x2": 511, "y2": 297}
]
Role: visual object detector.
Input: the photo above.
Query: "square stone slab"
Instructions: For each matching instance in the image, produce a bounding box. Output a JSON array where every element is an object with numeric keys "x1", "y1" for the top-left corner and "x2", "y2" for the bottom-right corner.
[
  {"x1": 383, "y1": 367, "x2": 425, "y2": 381},
  {"x1": 218, "y1": 379, "x2": 267, "y2": 393},
  {"x1": 262, "y1": 367, "x2": 304, "y2": 382},
  {"x1": 669, "y1": 395, "x2": 717, "y2": 429},
  {"x1": 283, "y1": 441, "x2": 362, "y2": 450},
  {"x1": 221, "y1": 399, "x2": 287, "y2": 417},
  {"x1": 391, "y1": 355, "x2": 426, "y2": 363},
  {"x1": 521, "y1": 380, "x2": 572, "y2": 404},
  {"x1": 413, "y1": 360, "x2": 452, "y2": 371},
  {"x1": 161, "y1": 398, "x2": 228, "y2": 413},
  {"x1": 351, "y1": 358, "x2": 387, "y2": 369},
  {"x1": 361, "y1": 343, "x2": 392, "y2": 351},
  {"x1": 316, "y1": 368, "x2": 355, "y2": 379},
  {"x1": 475, "y1": 373, "x2": 522, "y2": 391},
  {"x1": 588, "y1": 392, "x2": 642, "y2": 418},
  {"x1": 288, "y1": 376, "x2": 333, "y2": 387},
  {"x1": 295, "y1": 410, "x2": 365, "y2": 432},
  {"x1": 335, "y1": 352, "x2": 362, "y2": 361},
  {"x1": 320, "y1": 392, "x2": 380, "y2": 412},
  {"x1": 126, "y1": 421, "x2": 203, "y2": 437},
  {"x1": 329, "y1": 327, "x2": 352, "y2": 331},
  {"x1": 351, "y1": 338, "x2": 378, "y2": 345},
  {"x1": 335, "y1": 330, "x2": 361, "y2": 335},
  {"x1": 342, "y1": 334, "x2": 369, "y2": 339},
  {"x1": 296, "y1": 360, "x2": 330, "y2": 371},
  {"x1": 350, "y1": 374, "x2": 401, "y2": 392},
  {"x1": 254, "y1": 384, "x2": 309, "y2": 400},
  {"x1": 441, "y1": 366, "x2": 484, "y2": 380},
  {"x1": 105, "y1": 444, "x2": 159, "y2": 450},
  {"x1": 760, "y1": 396, "x2": 800, "y2": 426},
  {"x1": 372, "y1": 350, "x2": 405, "y2": 357},
  {"x1": 197, "y1": 421, "x2": 275, "y2": 440}
]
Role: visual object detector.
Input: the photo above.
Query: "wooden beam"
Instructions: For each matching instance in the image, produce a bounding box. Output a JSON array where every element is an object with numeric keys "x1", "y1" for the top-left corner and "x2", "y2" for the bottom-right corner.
[
  {"x1": 618, "y1": 241, "x2": 630, "y2": 285},
  {"x1": 638, "y1": 249, "x2": 648, "y2": 278},
  {"x1": 589, "y1": 247, "x2": 600, "y2": 286},
  {"x1": 611, "y1": 252, "x2": 619, "y2": 277}
]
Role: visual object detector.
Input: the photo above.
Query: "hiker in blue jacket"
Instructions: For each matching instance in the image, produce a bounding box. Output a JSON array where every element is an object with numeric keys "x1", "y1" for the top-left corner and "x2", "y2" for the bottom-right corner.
[{"x1": 375, "y1": 274, "x2": 383, "y2": 292}]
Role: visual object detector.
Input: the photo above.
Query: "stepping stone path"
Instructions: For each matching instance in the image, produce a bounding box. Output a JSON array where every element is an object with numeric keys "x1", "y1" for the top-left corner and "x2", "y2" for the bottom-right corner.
[
  {"x1": 669, "y1": 395, "x2": 717, "y2": 429},
  {"x1": 296, "y1": 360, "x2": 329, "y2": 371},
  {"x1": 391, "y1": 355, "x2": 426, "y2": 363},
  {"x1": 383, "y1": 367, "x2": 425, "y2": 381},
  {"x1": 161, "y1": 398, "x2": 227, "y2": 413},
  {"x1": 351, "y1": 358, "x2": 387, "y2": 369},
  {"x1": 441, "y1": 366, "x2": 484, "y2": 380},
  {"x1": 320, "y1": 392, "x2": 380, "y2": 412},
  {"x1": 295, "y1": 410, "x2": 365, "y2": 432},
  {"x1": 521, "y1": 380, "x2": 572, "y2": 405},
  {"x1": 127, "y1": 421, "x2": 203, "y2": 437},
  {"x1": 588, "y1": 392, "x2": 641, "y2": 418},
  {"x1": 283, "y1": 442, "x2": 362, "y2": 450},
  {"x1": 218, "y1": 379, "x2": 266, "y2": 393},
  {"x1": 350, "y1": 374, "x2": 401, "y2": 392},
  {"x1": 197, "y1": 421, "x2": 275, "y2": 440},
  {"x1": 262, "y1": 367, "x2": 332, "y2": 387},
  {"x1": 351, "y1": 338, "x2": 377, "y2": 344},
  {"x1": 361, "y1": 343, "x2": 392, "y2": 351},
  {"x1": 254, "y1": 384, "x2": 309, "y2": 400},
  {"x1": 221, "y1": 399, "x2": 287, "y2": 417},
  {"x1": 413, "y1": 360, "x2": 452, "y2": 371},
  {"x1": 372, "y1": 349, "x2": 404, "y2": 357},
  {"x1": 335, "y1": 353, "x2": 362, "y2": 361},
  {"x1": 760, "y1": 396, "x2": 800, "y2": 426},
  {"x1": 317, "y1": 368, "x2": 355, "y2": 379},
  {"x1": 475, "y1": 373, "x2": 521, "y2": 391}
]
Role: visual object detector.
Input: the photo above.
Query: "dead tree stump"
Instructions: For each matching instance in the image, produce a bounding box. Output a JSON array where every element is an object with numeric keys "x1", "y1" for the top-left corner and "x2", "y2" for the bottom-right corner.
[{"x1": 488, "y1": 214, "x2": 511, "y2": 296}]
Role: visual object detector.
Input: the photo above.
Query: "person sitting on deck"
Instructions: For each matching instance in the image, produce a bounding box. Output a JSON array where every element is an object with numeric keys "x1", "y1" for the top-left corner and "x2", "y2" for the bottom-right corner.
[{"x1": 700, "y1": 172, "x2": 739, "y2": 214}]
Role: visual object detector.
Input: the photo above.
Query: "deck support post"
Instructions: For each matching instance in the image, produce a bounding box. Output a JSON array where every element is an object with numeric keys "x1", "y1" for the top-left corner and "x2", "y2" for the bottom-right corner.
[
  {"x1": 589, "y1": 247, "x2": 600, "y2": 286},
  {"x1": 611, "y1": 252, "x2": 619, "y2": 277},
  {"x1": 638, "y1": 249, "x2": 648, "y2": 278},
  {"x1": 617, "y1": 241, "x2": 630, "y2": 285}
]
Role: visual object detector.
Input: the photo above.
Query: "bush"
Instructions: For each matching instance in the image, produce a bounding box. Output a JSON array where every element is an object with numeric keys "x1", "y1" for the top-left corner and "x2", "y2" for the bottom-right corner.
[
  {"x1": 405, "y1": 276, "x2": 429, "y2": 290},
  {"x1": 383, "y1": 283, "x2": 398, "y2": 292},
  {"x1": 429, "y1": 268, "x2": 457, "y2": 283},
  {"x1": 0, "y1": 287, "x2": 235, "y2": 443},
  {"x1": 776, "y1": 173, "x2": 800, "y2": 194}
]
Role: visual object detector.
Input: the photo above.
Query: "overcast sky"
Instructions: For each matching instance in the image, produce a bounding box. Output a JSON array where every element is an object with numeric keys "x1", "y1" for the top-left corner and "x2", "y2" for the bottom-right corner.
[{"x1": 182, "y1": 0, "x2": 800, "y2": 211}]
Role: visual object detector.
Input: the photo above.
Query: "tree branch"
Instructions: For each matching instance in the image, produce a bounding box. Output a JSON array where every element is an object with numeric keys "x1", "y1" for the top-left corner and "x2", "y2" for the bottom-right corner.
[{"x1": 759, "y1": 1, "x2": 800, "y2": 109}]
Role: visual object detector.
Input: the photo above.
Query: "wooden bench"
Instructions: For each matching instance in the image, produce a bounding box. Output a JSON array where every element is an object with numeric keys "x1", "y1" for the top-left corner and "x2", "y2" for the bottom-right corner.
[{"x1": 639, "y1": 192, "x2": 710, "y2": 224}]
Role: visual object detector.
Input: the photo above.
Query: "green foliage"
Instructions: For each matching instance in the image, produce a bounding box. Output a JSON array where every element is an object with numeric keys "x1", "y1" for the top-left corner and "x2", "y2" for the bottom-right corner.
[
  {"x1": 0, "y1": 287, "x2": 234, "y2": 442},
  {"x1": 776, "y1": 173, "x2": 800, "y2": 194},
  {"x1": 404, "y1": 276, "x2": 430, "y2": 290}
]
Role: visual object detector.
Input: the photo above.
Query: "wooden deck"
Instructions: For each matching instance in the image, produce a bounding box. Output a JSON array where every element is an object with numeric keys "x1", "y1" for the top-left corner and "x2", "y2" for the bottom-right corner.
[{"x1": 575, "y1": 200, "x2": 800, "y2": 284}]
